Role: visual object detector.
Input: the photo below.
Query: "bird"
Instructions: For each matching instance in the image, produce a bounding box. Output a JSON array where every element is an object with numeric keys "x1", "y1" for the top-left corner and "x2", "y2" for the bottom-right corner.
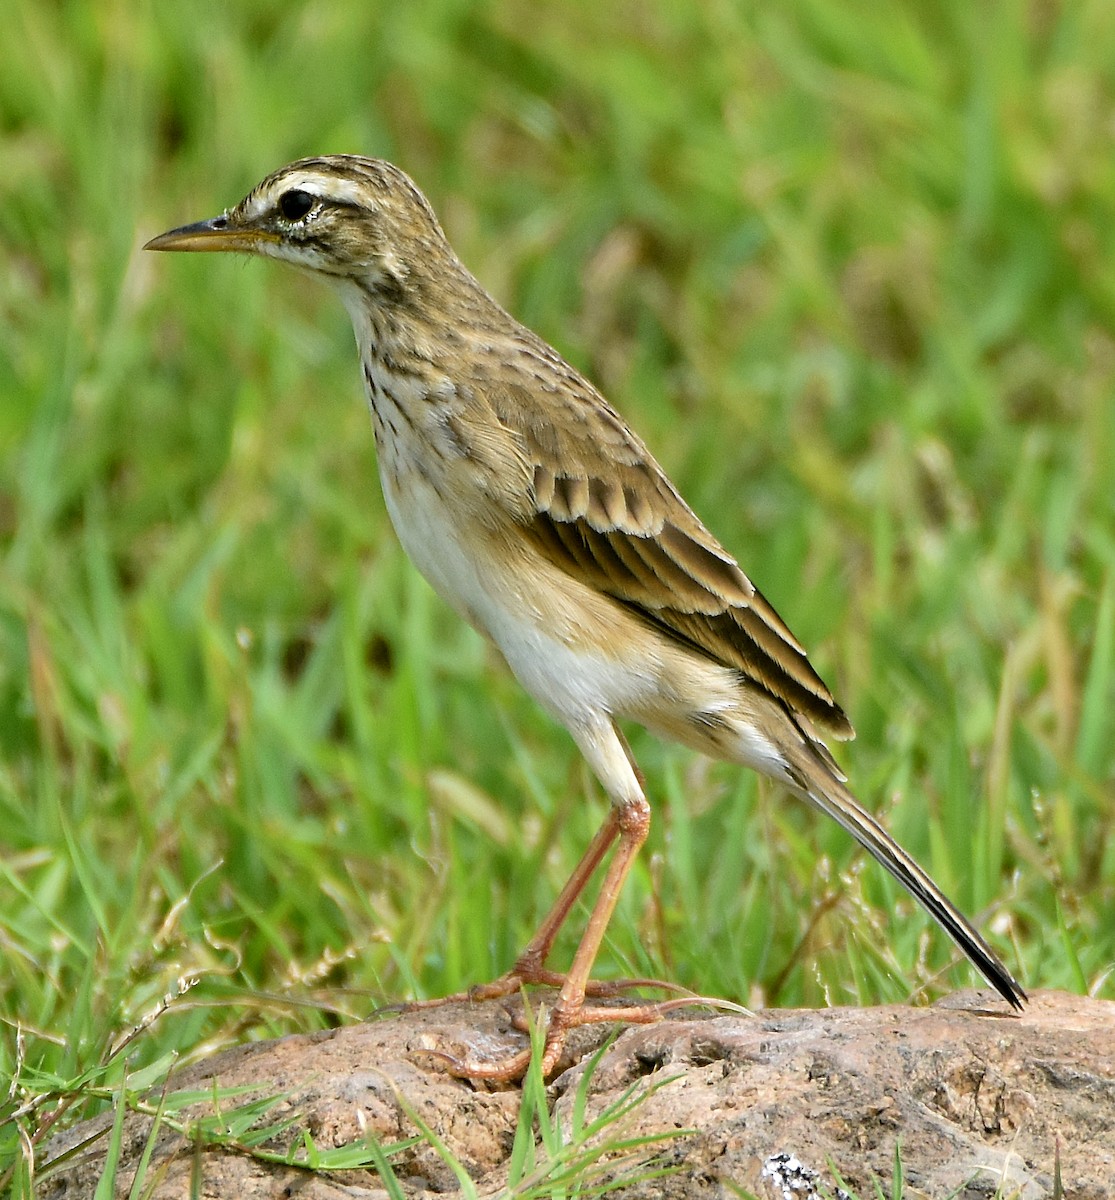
[{"x1": 145, "y1": 155, "x2": 1025, "y2": 1079}]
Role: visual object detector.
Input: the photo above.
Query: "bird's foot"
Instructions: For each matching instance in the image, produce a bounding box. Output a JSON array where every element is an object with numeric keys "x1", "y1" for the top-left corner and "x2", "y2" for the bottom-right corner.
[
  {"x1": 381, "y1": 963, "x2": 686, "y2": 1016},
  {"x1": 433, "y1": 992, "x2": 747, "y2": 1083}
]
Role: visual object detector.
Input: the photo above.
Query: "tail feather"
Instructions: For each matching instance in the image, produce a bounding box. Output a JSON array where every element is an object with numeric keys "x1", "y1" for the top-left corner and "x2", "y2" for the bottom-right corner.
[{"x1": 788, "y1": 761, "x2": 1026, "y2": 1010}]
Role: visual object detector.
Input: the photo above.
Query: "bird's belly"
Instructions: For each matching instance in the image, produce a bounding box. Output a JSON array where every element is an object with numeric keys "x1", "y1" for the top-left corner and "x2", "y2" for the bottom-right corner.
[
  {"x1": 378, "y1": 464, "x2": 664, "y2": 727},
  {"x1": 378, "y1": 459, "x2": 789, "y2": 779}
]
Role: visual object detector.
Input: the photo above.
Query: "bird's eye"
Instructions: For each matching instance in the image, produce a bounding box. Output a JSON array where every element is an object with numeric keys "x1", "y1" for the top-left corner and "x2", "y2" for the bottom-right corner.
[{"x1": 278, "y1": 190, "x2": 315, "y2": 221}]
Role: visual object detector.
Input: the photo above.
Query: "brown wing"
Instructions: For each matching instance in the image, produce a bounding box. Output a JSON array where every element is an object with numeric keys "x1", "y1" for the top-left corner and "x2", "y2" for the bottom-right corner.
[{"x1": 483, "y1": 357, "x2": 854, "y2": 741}]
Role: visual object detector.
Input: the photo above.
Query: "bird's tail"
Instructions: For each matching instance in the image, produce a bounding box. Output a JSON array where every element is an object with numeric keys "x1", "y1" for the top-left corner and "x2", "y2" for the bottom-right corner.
[{"x1": 788, "y1": 754, "x2": 1026, "y2": 1009}]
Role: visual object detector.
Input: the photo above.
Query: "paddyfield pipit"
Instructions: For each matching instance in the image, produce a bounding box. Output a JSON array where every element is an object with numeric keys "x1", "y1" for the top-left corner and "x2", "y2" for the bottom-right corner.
[{"x1": 146, "y1": 156, "x2": 1025, "y2": 1079}]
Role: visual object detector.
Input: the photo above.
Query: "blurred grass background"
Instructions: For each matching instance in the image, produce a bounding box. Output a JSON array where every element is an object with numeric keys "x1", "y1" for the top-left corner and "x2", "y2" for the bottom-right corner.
[{"x1": 2, "y1": 0, "x2": 1113, "y2": 1169}]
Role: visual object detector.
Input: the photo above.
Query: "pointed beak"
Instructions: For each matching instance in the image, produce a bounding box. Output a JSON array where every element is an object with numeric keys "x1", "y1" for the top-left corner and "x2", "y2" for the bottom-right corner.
[{"x1": 144, "y1": 214, "x2": 280, "y2": 254}]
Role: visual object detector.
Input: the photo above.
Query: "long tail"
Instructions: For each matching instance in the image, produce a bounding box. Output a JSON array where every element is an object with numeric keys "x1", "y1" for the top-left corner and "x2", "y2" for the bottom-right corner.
[{"x1": 788, "y1": 758, "x2": 1026, "y2": 1009}]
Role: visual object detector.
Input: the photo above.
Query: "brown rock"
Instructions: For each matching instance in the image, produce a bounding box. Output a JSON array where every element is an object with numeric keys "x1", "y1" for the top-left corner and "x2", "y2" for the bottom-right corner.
[{"x1": 39, "y1": 991, "x2": 1112, "y2": 1197}]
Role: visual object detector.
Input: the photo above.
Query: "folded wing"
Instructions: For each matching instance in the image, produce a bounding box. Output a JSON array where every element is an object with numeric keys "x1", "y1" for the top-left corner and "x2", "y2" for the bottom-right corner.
[{"x1": 486, "y1": 368, "x2": 853, "y2": 741}]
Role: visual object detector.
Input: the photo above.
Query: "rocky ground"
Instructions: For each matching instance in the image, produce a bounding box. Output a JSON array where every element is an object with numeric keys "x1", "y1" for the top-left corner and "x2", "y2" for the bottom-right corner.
[{"x1": 40, "y1": 990, "x2": 1114, "y2": 1198}]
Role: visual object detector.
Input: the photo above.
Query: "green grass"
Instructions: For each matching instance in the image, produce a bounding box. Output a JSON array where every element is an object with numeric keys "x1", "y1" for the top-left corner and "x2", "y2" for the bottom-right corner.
[{"x1": 2, "y1": 0, "x2": 1113, "y2": 1191}]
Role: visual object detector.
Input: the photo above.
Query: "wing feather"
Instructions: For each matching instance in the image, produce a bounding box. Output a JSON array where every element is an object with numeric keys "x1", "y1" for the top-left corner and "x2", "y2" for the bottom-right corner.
[{"x1": 482, "y1": 357, "x2": 854, "y2": 740}]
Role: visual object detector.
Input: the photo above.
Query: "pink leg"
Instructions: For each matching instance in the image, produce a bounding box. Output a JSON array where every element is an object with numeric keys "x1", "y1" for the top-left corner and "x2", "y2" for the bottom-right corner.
[
  {"x1": 448, "y1": 795, "x2": 670, "y2": 1081},
  {"x1": 473, "y1": 807, "x2": 622, "y2": 996},
  {"x1": 418, "y1": 721, "x2": 699, "y2": 1081}
]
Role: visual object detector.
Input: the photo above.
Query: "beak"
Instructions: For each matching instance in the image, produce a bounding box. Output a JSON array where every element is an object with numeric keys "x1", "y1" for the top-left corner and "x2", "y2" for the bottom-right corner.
[{"x1": 144, "y1": 214, "x2": 280, "y2": 254}]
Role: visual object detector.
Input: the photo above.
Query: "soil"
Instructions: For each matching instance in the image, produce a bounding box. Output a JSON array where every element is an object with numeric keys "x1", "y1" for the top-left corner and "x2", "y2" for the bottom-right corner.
[{"x1": 39, "y1": 989, "x2": 1114, "y2": 1198}]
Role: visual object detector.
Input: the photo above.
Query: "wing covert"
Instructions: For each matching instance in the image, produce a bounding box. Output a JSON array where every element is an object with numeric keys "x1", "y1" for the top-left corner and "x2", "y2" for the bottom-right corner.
[{"x1": 481, "y1": 346, "x2": 853, "y2": 739}]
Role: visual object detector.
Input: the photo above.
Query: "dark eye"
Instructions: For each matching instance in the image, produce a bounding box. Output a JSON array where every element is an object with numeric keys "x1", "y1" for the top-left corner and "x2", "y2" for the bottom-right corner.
[{"x1": 278, "y1": 189, "x2": 315, "y2": 221}]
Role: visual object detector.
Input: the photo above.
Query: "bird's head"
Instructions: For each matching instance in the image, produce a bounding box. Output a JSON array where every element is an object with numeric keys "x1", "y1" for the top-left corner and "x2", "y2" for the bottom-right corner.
[{"x1": 145, "y1": 156, "x2": 450, "y2": 298}]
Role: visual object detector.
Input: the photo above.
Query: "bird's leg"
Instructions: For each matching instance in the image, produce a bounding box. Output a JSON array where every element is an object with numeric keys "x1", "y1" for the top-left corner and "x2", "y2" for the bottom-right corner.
[
  {"x1": 532, "y1": 793, "x2": 656, "y2": 1074},
  {"x1": 395, "y1": 815, "x2": 619, "y2": 1014},
  {"x1": 438, "y1": 721, "x2": 697, "y2": 1081},
  {"x1": 435, "y1": 796, "x2": 648, "y2": 1080},
  {"x1": 468, "y1": 807, "x2": 622, "y2": 998},
  {"x1": 477, "y1": 731, "x2": 689, "y2": 1000},
  {"x1": 392, "y1": 811, "x2": 625, "y2": 1015},
  {"x1": 400, "y1": 800, "x2": 682, "y2": 1014}
]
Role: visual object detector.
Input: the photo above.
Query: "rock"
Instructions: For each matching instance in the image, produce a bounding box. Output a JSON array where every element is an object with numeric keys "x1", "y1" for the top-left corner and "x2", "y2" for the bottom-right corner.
[{"x1": 39, "y1": 990, "x2": 1113, "y2": 1198}]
